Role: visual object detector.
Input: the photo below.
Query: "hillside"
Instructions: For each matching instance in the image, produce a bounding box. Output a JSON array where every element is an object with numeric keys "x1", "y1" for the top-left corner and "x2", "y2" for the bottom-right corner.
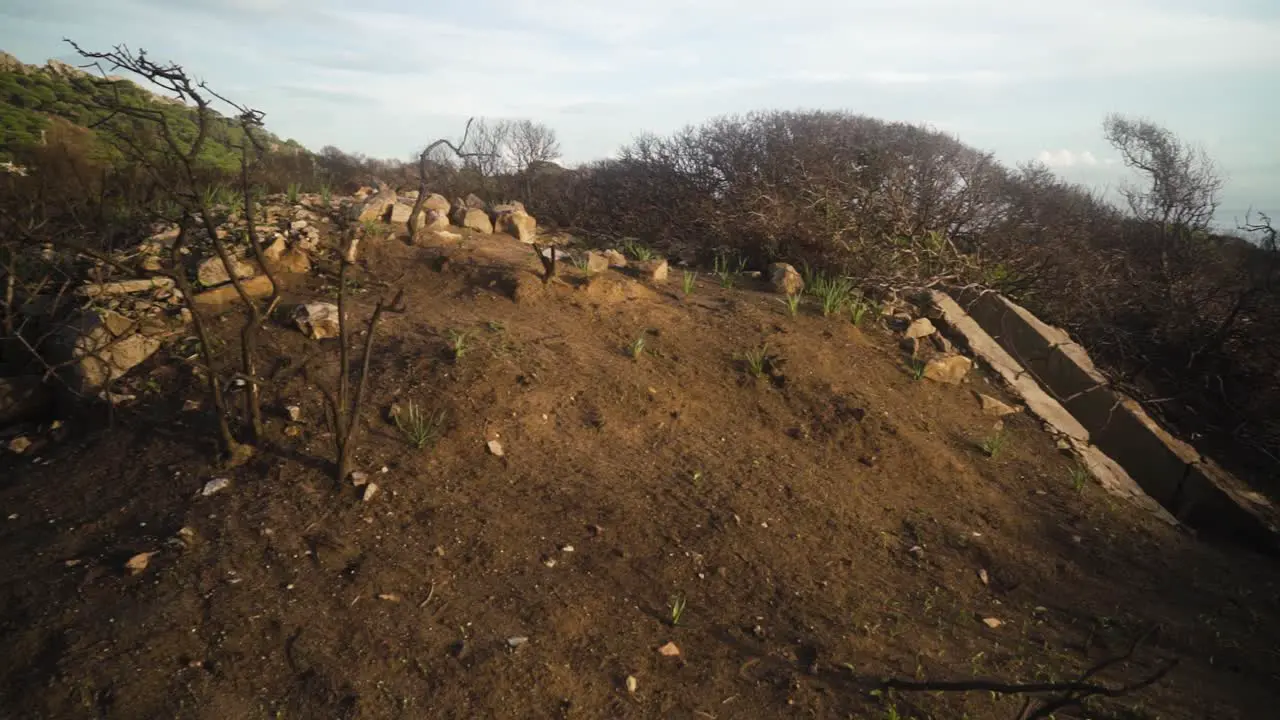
[
  {"x1": 0, "y1": 49, "x2": 301, "y2": 168},
  {"x1": 1, "y1": 190, "x2": 1278, "y2": 719}
]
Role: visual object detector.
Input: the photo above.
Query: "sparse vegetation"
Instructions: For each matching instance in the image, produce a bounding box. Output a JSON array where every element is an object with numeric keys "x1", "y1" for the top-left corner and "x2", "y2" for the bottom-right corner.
[
  {"x1": 668, "y1": 593, "x2": 687, "y2": 626},
  {"x1": 714, "y1": 252, "x2": 745, "y2": 288},
  {"x1": 780, "y1": 292, "x2": 802, "y2": 317},
  {"x1": 394, "y1": 401, "x2": 446, "y2": 450},
  {"x1": 627, "y1": 335, "x2": 646, "y2": 359},
  {"x1": 1071, "y1": 463, "x2": 1090, "y2": 492},
  {"x1": 849, "y1": 297, "x2": 876, "y2": 327},
  {"x1": 810, "y1": 274, "x2": 856, "y2": 317},
  {"x1": 622, "y1": 239, "x2": 654, "y2": 261},
  {"x1": 980, "y1": 430, "x2": 1009, "y2": 459},
  {"x1": 907, "y1": 358, "x2": 927, "y2": 381},
  {"x1": 743, "y1": 344, "x2": 769, "y2": 378},
  {"x1": 448, "y1": 329, "x2": 472, "y2": 360},
  {"x1": 285, "y1": 181, "x2": 300, "y2": 205},
  {"x1": 682, "y1": 270, "x2": 697, "y2": 295}
]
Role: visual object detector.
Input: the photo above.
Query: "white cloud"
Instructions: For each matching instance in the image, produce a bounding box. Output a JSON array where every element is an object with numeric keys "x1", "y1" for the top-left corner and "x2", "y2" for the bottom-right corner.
[{"x1": 1036, "y1": 150, "x2": 1122, "y2": 168}]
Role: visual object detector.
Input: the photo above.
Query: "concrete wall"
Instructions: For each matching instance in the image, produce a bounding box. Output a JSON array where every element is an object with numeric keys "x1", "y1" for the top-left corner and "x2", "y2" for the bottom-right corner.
[{"x1": 945, "y1": 289, "x2": 1280, "y2": 554}]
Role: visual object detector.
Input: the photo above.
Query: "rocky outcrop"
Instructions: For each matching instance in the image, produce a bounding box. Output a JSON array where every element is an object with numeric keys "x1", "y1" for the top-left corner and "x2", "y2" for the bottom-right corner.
[
  {"x1": 494, "y1": 208, "x2": 536, "y2": 243},
  {"x1": 48, "y1": 309, "x2": 164, "y2": 392}
]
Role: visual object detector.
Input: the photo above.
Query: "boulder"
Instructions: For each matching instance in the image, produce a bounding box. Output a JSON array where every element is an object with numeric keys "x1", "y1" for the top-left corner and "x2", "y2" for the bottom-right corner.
[
  {"x1": 0, "y1": 376, "x2": 52, "y2": 425},
  {"x1": 604, "y1": 249, "x2": 628, "y2": 268},
  {"x1": 633, "y1": 258, "x2": 669, "y2": 282},
  {"x1": 293, "y1": 302, "x2": 341, "y2": 340},
  {"x1": 50, "y1": 309, "x2": 162, "y2": 391},
  {"x1": 269, "y1": 248, "x2": 311, "y2": 274},
  {"x1": 767, "y1": 263, "x2": 804, "y2": 295},
  {"x1": 424, "y1": 193, "x2": 451, "y2": 215},
  {"x1": 197, "y1": 254, "x2": 257, "y2": 287},
  {"x1": 585, "y1": 251, "x2": 610, "y2": 274},
  {"x1": 494, "y1": 209, "x2": 537, "y2": 243},
  {"x1": 905, "y1": 318, "x2": 937, "y2": 339},
  {"x1": 462, "y1": 208, "x2": 493, "y2": 234},
  {"x1": 262, "y1": 235, "x2": 288, "y2": 262},
  {"x1": 356, "y1": 184, "x2": 397, "y2": 223},
  {"x1": 464, "y1": 193, "x2": 487, "y2": 210},
  {"x1": 192, "y1": 274, "x2": 276, "y2": 309},
  {"x1": 389, "y1": 203, "x2": 413, "y2": 224},
  {"x1": 923, "y1": 355, "x2": 972, "y2": 384}
]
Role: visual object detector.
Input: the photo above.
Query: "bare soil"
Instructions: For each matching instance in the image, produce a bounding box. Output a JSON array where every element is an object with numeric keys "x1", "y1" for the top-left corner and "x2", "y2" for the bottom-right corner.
[{"x1": 2, "y1": 231, "x2": 1278, "y2": 719}]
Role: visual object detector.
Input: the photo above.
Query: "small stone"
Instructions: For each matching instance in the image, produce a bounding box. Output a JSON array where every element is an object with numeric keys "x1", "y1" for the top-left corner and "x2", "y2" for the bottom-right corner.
[
  {"x1": 487, "y1": 439, "x2": 504, "y2": 457},
  {"x1": 350, "y1": 471, "x2": 370, "y2": 487},
  {"x1": 923, "y1": 355, "x2": 972, "y2": 384},
  {"x1": 977, "y1": 393, "x2": 1018, "y2": 417},
  {"x1": 982, "y1": 617, "x2": 1003, "y2": 629},
  {"x1": 905, "y1": 318, "x2": 936, "y2": 339},
  {"x1": 561, "y1": 544, "x2": 575, "y2": 553},
  {"x1": 978, "y1": 568, "x2": 989, "y2": 586},
  {"x1": 284, "y1": 425, "x2": 302, "y2": 438},
  {"x1": 543, "y1": 557, "x2": 557, "y2": 568},
  {"x1": 201, "y1": 478, "x2": 230, "y2": 496},
  {"x1": 625, "y1": 675, "x2": 638, "y2": 693},
  {"x1": 362, "y1": 483, "x2": 379, "y2": 501},
  {"x1": 286, "y1": 405, "x2": 303, "y2": 422},
  {"x1": 125, "y1": 551, "x2": 158, "y2": 575},
  {"x1": 433, "y1": 545, "x2": 446, "y2": 557},
  {"x1": 506, "y1": 636, "x2": 529, "y2": 648},
  {"x1": 657, "y1": 641, "x2": 681, "y2": 657},
  {"x1": 7, "y1": 436, "x2": 32, "y2": 454},
  {"x1": 377, "y1": 593, "x2": 402, "y2": 602}
]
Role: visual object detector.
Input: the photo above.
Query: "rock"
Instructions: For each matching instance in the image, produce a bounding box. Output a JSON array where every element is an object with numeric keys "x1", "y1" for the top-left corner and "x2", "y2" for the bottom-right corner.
[
  {"x1": 423, "y1": 209, "x2": 450, "y2": 232},
  {"x1": 977, "y1": 393, "x2": 1019, "y2": 417},
  {"x1": 290, "y1": 219, "x2": 308, "y2": 232},
  {"x1": 201, "y1": 478, "x2": 231, "y2": 496},
  {"x1": 768, "y1": 263, "x2": 804, "y2": 295},
  {"x1": 192, "y1": 274, "x2": 276, "y2": 309},
  {"x1": 80, "y1": 277, "x2": 176, "y2": 298},
  {"x1": 584, "y1": 252, "x2": 610, "y2": 273},
  {"x1": 7, "y1": 436, "x2": 32, "y2": 454},
  {"x1": 0, "y1": 377, "x2": 51, "y2": 426},
  {"x1": 625, "y1": 675, "x2": 638, "y2": 693},
  {"x1": 899, "y1": 336, "x2": 920, "y2": 356},
  {"x1": 462, "y1": 208, "x2": 493, "y2": 234},
  {"x1": 356, "y1": 184, "x2": 397, "y2": 223},
  {"x1": 50, "y1": 310, "x2": 162, "y2": 392},
  {"x1": 378, "y1": 592, "x2": 402, "y2": 602},
  {"x1": 362, "y1": 483, "x2": 379, "y2": 502},
  {"x1": 487, "y1": 439, "x2": 505, "y2": 457},
  {"x1": 389, "y1": 203, "x2": 413, "y2": 224},
  {"x1": 905, "y1": 318, "x2": 936, "y2": 339},
  {"x1": 494, "y1": 209, "x2": 537, "y2": 243},
  {"x1": 269, "y1": 248, "x2": 311, "y2": 274},
  {"x1": 293, "y1": 302, "x2": 341, "y2": 340},
  {"x1": 424, "y1": 193, "x2": 451, "y2": 215},
  {"x1": 603, "y1": 249, "x2": 628, "y2": 268},
  {"x1": 286, "y1": 405, "x2": 303, "y2": 422},
  {"x1": 657, "y1": 642, "x2": 681, "y2": 657},
  {"x1": 197, "y1": 255, "x2": 257, "y2": 287},
  {"x1": 923, "y1": 355, "x2": 972, "y2": 384},
  {"x1": 262, "y1": 235, "x2": 287, "y2": 261},
  {"x1": 506, "y1": 636, "x2": 529, "y2": 649},
  {"x1": 350, "y1": 471, "x2": 370, "y2": 487},
  {"x1": 464, "y1": 193, "x2": 487, "y2": 210},
  {"x1": 125, "y1": 551, "x2": 157, "y2": 575},
  {"x1": 633, "y1": 258, "x2": 669, "y2": 282},
  {"x1": 982, "y1": 617, "x2": 1003, "y2": 629},
  {"x1": 931, "y1": 333, "x2": 955, "y2": 354}
]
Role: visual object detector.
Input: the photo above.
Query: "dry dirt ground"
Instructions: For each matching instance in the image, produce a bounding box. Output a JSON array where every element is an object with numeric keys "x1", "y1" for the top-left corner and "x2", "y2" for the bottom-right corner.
[{"x1": 1, "y1": 230, "x2": 1279, "y2": 720}]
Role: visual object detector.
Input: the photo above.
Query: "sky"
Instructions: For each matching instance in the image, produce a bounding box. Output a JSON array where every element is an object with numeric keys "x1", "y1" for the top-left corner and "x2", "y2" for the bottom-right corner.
[{"x1": 2, "y1": 0, "x2": 1277, "y2": 226}]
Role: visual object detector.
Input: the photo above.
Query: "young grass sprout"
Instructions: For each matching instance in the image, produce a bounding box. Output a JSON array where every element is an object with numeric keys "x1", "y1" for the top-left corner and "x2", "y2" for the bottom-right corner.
[
  {"x1": 714, "y1": 253, "x2": 746, "y2": 288},
  {"x1": 628, "y1": 335, "x2": 646, "y2": 359},
  {"x1": 623, "y1": 239, "x2": 654, "y2": 261},
  {"x1": 448, "y1": 329, "x2": 471, "y2": 360},
  {"x1": 669, "y1": 594, "x2": 688, "y2": 626},
  {"x1": 743, "y1": 344, "x2": 770, "y2": 378},
  {"x1": 849, "y1": 297, "x2": 874, "y2": 327},
  {"x1": 780, "y1": 292, "x2": 802, "y2": 317},
  {"x1": 286, "y1": 181, "x2": 301, "y2": 205},
  {"x1": 981, "y1": 430, "x2": 1009, "y2": 459},
  {"x1": 810, "y1": 274, "x2": 856, "y2": 317},
  {"x1": 1070, "y1": 463, "x2": 1089, "y2": 491},
  {"x1": 394, "y1": 401, "x2": 446, "y2": 450},
  {"x1": 907, "y1": 357, "x2": 927, "y2": 381},
  {"x1": 682, "y1": 270, "x2": 697, "y2": 296}
]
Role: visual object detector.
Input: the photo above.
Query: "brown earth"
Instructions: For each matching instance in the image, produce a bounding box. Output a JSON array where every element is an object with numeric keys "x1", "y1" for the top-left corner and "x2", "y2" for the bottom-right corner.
[{"x1": 1, "y1": 230, "x2": 1278, "y2": 719}]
